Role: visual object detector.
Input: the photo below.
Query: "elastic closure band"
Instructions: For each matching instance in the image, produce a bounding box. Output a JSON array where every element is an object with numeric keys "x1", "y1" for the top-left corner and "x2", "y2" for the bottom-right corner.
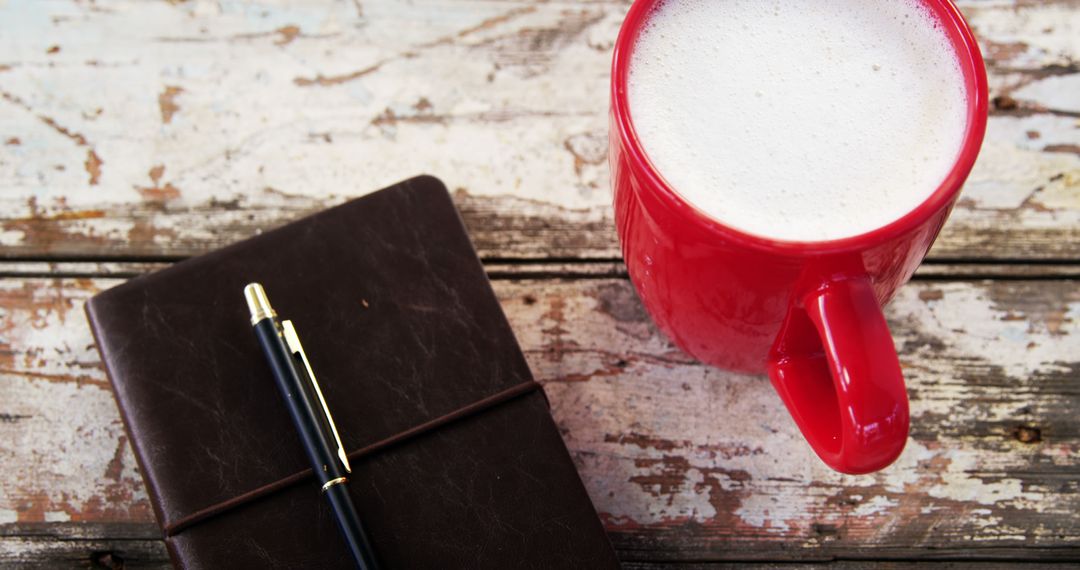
[{"x1": 163, "y1": 380, "x2": 543, "y2": 537}]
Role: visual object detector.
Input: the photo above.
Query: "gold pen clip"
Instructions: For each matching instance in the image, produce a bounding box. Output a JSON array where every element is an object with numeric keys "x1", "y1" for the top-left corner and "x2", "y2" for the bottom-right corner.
[{"x1": 281, "y1": 320, "x2": 352, "y2": 474}]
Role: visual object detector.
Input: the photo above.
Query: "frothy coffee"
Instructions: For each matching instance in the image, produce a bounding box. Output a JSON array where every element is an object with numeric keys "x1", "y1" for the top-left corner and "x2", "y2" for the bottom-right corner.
[{"x1": 627, "y1": 0, "x2": 968, "y2": 242}]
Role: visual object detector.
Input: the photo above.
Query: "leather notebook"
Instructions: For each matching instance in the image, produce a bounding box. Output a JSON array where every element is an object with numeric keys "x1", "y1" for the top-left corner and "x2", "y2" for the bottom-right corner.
[{"x1": 85, "y1": 176, "x2": 619, "y2": 569}]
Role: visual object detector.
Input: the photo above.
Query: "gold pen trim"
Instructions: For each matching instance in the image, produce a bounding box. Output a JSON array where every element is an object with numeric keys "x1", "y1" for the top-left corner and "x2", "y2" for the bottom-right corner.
[
  {"x1": 320, "y1": 476, "x2": 348, "y2": 493},
  {"x1": 282, "y1": 320, "x2": 353, "y2": 474},
  {"x1": 243, "y1": 283, "x2": 277, "y2": 325}
]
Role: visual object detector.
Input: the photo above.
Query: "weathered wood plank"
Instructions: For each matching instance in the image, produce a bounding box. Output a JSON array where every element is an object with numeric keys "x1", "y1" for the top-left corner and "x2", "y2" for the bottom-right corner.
[
  {"x1": 0, "y1": 0, "x2": 1077, "y2": 261},
  {"x1": 3, "y1": 521, "x2": 1076, "y2": 569},
  {"x1": 518, "y1": 278, "x2": 1080, "y2": 560},
  {"x1": 0, "y1": 523, "x2": 166, "y2": 570},
  {"x1": 2, "y1": 260, "x2": 1080, "y2": 280},
  {"x1": 1, "y1": 277, "x2": 1077, "y2": 563}
]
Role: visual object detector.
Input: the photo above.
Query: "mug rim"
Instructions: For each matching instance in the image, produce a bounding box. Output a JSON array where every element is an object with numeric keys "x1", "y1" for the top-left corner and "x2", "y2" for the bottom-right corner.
[{"x1": 610, "y1": 0, "x2": 990, "y2": 255}]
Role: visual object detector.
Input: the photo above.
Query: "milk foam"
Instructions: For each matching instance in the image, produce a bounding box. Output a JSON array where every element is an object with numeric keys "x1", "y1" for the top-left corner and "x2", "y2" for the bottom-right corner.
[{"x1": 627, "y1": 0, "x2": 968, "y2": 242}]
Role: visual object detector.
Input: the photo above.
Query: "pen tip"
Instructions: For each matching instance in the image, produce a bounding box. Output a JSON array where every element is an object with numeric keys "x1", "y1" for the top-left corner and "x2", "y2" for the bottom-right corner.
[{"x1": 244, "y1": 283, "x2": 276, "y2": 324}]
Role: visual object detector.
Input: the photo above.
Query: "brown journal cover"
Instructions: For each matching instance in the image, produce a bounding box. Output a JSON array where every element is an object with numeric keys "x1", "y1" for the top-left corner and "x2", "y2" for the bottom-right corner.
[{"x1": 85, "y1": 176, "x2": 619, "y2": 569}]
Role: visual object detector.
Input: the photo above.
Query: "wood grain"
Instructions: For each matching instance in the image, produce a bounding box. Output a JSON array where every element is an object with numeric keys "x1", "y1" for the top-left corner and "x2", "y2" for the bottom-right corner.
[
  {"x1": 3, "y1": 522, "x2": 1074, "y2": 568},
  {"x1": 3, "y1": 522, "x2": 1079, "y2": 570},
  {"x1": 3, "y1": 259, "x2": 1080, "y2": 281},
  {"x1": 0, "y1": 0, "x2": 1077, "y2": 261},
  {"x1": 1, "y1": 276, "x2": 1077, "y2": 563},
  {"x1": 0, "y1": 523, "x2": 166, "y2": 570}
]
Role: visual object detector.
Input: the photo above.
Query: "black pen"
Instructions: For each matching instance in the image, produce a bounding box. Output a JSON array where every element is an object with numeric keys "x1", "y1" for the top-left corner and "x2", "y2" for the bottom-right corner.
[{"x1": 244, "y1": 283, "x2": 380, "y2": 570}]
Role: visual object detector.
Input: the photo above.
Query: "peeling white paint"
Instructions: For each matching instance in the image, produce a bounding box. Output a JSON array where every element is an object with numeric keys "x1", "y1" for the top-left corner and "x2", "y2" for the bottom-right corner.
[
  {"x1": 853, "y1": 495, "x2": 899, "y2": 517},
  {"x1": 517, "y1": 280, "x2": 1078, "y2": 534},
  {"x1": 43, "y1": 511, "x2": 70, "y2": 522},
  {"x1": 1, "y1": 280, "x2": 110, "y2": 382},
  {"x1": 735, "y1": 494, "x2": 794, "y2": 532},
  {"x1": 1013, "y1": 75, "x2": 1080, "y2": 114},
  {"x1": 0, "y1": 279, "x2": 150, "y2": 521},
  {"x1": 962, "y1": 0, "x2": 1080, "y2": 68},
  {"x1": 958, "y1": 119, "x2": 1079, "y2": 213},
  {"x1": 927, "y1": 448, "x2": 1028, "y2": 506},
  {"x1": 0, "y1": 0, "x2": 618, "y2": 226},
  {"x1": 892, "y1": 284, "x2": 1078, "y2": 379},
  {"x1": 0, "y1": 0, "x2": 1077, "y2": 258}
]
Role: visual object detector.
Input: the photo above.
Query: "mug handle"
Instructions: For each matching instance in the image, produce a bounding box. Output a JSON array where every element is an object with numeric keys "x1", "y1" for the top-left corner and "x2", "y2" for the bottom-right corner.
[{"x1": 767, "y1": 275, "x2": 909, "y2": 474}]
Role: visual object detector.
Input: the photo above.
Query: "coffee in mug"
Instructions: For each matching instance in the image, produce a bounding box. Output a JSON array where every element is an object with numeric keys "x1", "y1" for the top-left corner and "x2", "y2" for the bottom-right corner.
[{"x1": 627, "y1": 0, "x2": 968, "y2": 241}]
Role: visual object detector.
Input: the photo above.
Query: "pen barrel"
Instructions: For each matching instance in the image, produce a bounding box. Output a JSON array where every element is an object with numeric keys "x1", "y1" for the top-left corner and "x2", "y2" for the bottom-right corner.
[
  {"x1": 325, "y1": 483, "x2": 381, "y2": 570},
  {"x1": 251, "y1": 307, "x2": 379, "y2": 570},
  {"x1": 253, "y1": 319, "x2": 346, "y2": 483}
]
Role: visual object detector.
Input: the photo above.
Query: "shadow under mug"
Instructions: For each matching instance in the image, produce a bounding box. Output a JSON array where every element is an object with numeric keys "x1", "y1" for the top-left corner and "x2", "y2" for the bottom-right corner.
[{"x1": 609, "y1": 0, "x2": 988, "y2": 474}]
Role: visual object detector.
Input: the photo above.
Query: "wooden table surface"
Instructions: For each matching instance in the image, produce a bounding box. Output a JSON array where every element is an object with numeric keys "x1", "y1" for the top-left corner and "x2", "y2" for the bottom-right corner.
[{"x1": 1, "y1": 0, "x2": 1078, "y2": 567}]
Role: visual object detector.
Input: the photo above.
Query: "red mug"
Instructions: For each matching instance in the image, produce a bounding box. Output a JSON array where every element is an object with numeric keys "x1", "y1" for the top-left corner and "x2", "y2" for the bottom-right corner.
[{"x1": 609, "y1": 0, "x2": 988, "y2": 474}]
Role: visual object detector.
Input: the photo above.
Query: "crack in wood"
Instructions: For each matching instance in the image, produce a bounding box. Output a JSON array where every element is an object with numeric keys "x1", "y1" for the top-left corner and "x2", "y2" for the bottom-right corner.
[
  {"x1": 294, "y1": 5, "x2": 539, "y2": 88},
  {"x1": 1, "y1": 90, "x2": 91, "y2": 147}
]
